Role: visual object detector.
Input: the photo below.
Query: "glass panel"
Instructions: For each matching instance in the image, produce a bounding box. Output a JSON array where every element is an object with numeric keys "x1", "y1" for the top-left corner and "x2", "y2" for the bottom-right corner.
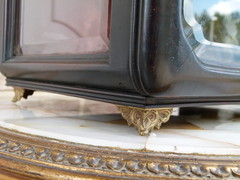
[
  {"x1": 193, "y1": 0, "x2": 240, "y2": 46},
  {"x1": 18, "y1": 0, "x2": 110, "y2": 56},
  {"x1": 183, "y1": 0, "x2": 240, "y2": 67}
]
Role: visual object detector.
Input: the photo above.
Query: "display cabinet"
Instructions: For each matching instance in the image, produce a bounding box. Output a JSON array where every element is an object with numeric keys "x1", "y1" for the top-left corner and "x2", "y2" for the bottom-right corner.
[{"x1": 1, "y1": 0, "x2": 240, "y2": 135}]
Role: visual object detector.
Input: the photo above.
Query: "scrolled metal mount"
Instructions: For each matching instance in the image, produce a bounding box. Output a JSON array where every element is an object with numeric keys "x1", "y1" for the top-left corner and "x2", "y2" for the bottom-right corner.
[
  {"x1": 12, "y1": 87, "x2": 34, "y2": 103},
  {"x1": 117, "y1": 105, "x2": 173, "y2": 136},
  {"x1": 12, "y1": 87, "x2": 25, "y2": 103}
]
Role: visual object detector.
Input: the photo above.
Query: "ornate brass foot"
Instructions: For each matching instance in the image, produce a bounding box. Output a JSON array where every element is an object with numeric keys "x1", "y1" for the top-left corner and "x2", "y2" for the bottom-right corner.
[
  {"x1": 12, "y1": 87, "x2": 25, "y2": 103},
  {"x1": 12, "y1": 87, "x2": 34, "y2": 103},
  {"x1": 117, "y1": 106, "x2": 173, "y2": 136}
]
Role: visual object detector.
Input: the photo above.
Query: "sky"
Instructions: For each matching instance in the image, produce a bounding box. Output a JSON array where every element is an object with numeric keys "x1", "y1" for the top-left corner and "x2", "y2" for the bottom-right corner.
[{"x1": 193, "y1": 0, "x2": 240, "y2": 16}]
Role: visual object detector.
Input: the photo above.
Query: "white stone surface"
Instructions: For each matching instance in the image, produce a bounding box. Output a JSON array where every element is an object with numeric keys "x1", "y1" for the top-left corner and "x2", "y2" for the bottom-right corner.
[
  {"x1": 0, "y1": 91, "x2": 147, "y2": 150},
  {"x1": 1, "y1": 74, "x2": 240, "y2": 155}
]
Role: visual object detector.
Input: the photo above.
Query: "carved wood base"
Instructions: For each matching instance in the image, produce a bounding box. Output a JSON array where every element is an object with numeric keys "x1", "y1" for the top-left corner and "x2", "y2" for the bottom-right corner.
[
  {"x1": 117, "y1": 106, "x2": 173, "y2": 136},
  {"x1": 0, "y1": 125, "x2": 238, "y2": 179}
]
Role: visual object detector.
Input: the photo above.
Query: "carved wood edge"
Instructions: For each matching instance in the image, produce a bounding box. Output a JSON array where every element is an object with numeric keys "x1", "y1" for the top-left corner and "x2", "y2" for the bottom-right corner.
[{"x1": 0, "y1": 128, "x2": 239, "y2": 179}]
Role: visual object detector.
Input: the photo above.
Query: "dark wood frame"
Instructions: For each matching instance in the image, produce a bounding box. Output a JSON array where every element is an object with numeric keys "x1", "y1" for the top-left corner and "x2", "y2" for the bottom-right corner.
[
  {"x1": 1, "y1": 0, "x2": 240, "y2": 108},
  {"x1": 0, "y1": 0, "x2": 142, "y2": 106}
]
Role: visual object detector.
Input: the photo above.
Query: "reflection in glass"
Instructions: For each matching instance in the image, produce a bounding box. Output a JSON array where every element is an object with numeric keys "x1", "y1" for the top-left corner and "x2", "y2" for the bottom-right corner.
[
  {"x1": 193, "y1": 0, "x2": 240, "y2": 46},
  {"x1": 18, "y1": 0, "x2": 111, "y2": 56},
  {"x1": 184, "y1": 0, "x2": 240, "y2": 67}
]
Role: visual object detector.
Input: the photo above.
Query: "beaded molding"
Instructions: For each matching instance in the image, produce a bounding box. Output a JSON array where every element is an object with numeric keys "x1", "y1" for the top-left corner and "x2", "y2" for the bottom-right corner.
[{"x1": 0, "y1": 137, "x2": 239, "y2": 179}]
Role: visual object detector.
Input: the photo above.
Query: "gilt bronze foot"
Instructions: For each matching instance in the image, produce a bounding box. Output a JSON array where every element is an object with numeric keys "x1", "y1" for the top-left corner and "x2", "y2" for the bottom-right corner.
[
  {"x1": 12, "y1": 87, "x2": 34, "y2": 103},
  {"x1": 117, "y1": 106, "x2": 173, "y2": 136}
]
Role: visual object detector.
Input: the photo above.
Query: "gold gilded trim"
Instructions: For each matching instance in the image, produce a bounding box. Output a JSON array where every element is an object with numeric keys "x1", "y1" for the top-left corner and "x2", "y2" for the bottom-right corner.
[
  {"x1": 117, "y1": 106, "x2": 173, "y2": 135},
  {"x1": 0, "y1": 128, "x2": 239, "y2": 179},
  {"x1": 12, "y1": 87, "x2": 25, "y2": 103}
]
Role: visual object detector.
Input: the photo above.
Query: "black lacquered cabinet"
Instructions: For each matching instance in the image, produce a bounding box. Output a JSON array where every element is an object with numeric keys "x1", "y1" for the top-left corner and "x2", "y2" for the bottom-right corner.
[{"x1": 1, "y1": 0, "x2": 240, "y2": 135}]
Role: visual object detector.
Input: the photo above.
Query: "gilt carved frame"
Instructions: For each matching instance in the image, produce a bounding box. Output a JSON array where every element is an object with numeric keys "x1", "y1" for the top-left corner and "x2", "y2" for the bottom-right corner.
[{"x1": 0, "y1": 127, "x2": 239, "y2": 179}]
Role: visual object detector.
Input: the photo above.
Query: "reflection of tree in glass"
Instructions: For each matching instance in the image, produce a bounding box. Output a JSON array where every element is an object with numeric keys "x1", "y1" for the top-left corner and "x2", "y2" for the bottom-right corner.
[
  {"x1": 195, "y1": 11, "x2": 240, "y2": 46},
  {"x1": 232, "y1": 12, "x2": 240, "y2": 44},
  {"x1": 195, "y1": 11, "x2": 211, "y2": 39}
]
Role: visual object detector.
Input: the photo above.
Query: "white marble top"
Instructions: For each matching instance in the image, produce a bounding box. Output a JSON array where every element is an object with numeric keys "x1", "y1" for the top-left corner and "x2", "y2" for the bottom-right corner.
[{"x1": 1, "y1": 74, "x2": 240, "y2": 155}]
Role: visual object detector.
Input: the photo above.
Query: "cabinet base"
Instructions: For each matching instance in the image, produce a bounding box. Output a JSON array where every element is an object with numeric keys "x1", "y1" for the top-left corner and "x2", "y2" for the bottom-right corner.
[
  {"x1": 11, "y1": 86, "x2": 173, "y2": 136},
  {"x1": 117, "y1": 105, "x2": 173, "y2": 136}
]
